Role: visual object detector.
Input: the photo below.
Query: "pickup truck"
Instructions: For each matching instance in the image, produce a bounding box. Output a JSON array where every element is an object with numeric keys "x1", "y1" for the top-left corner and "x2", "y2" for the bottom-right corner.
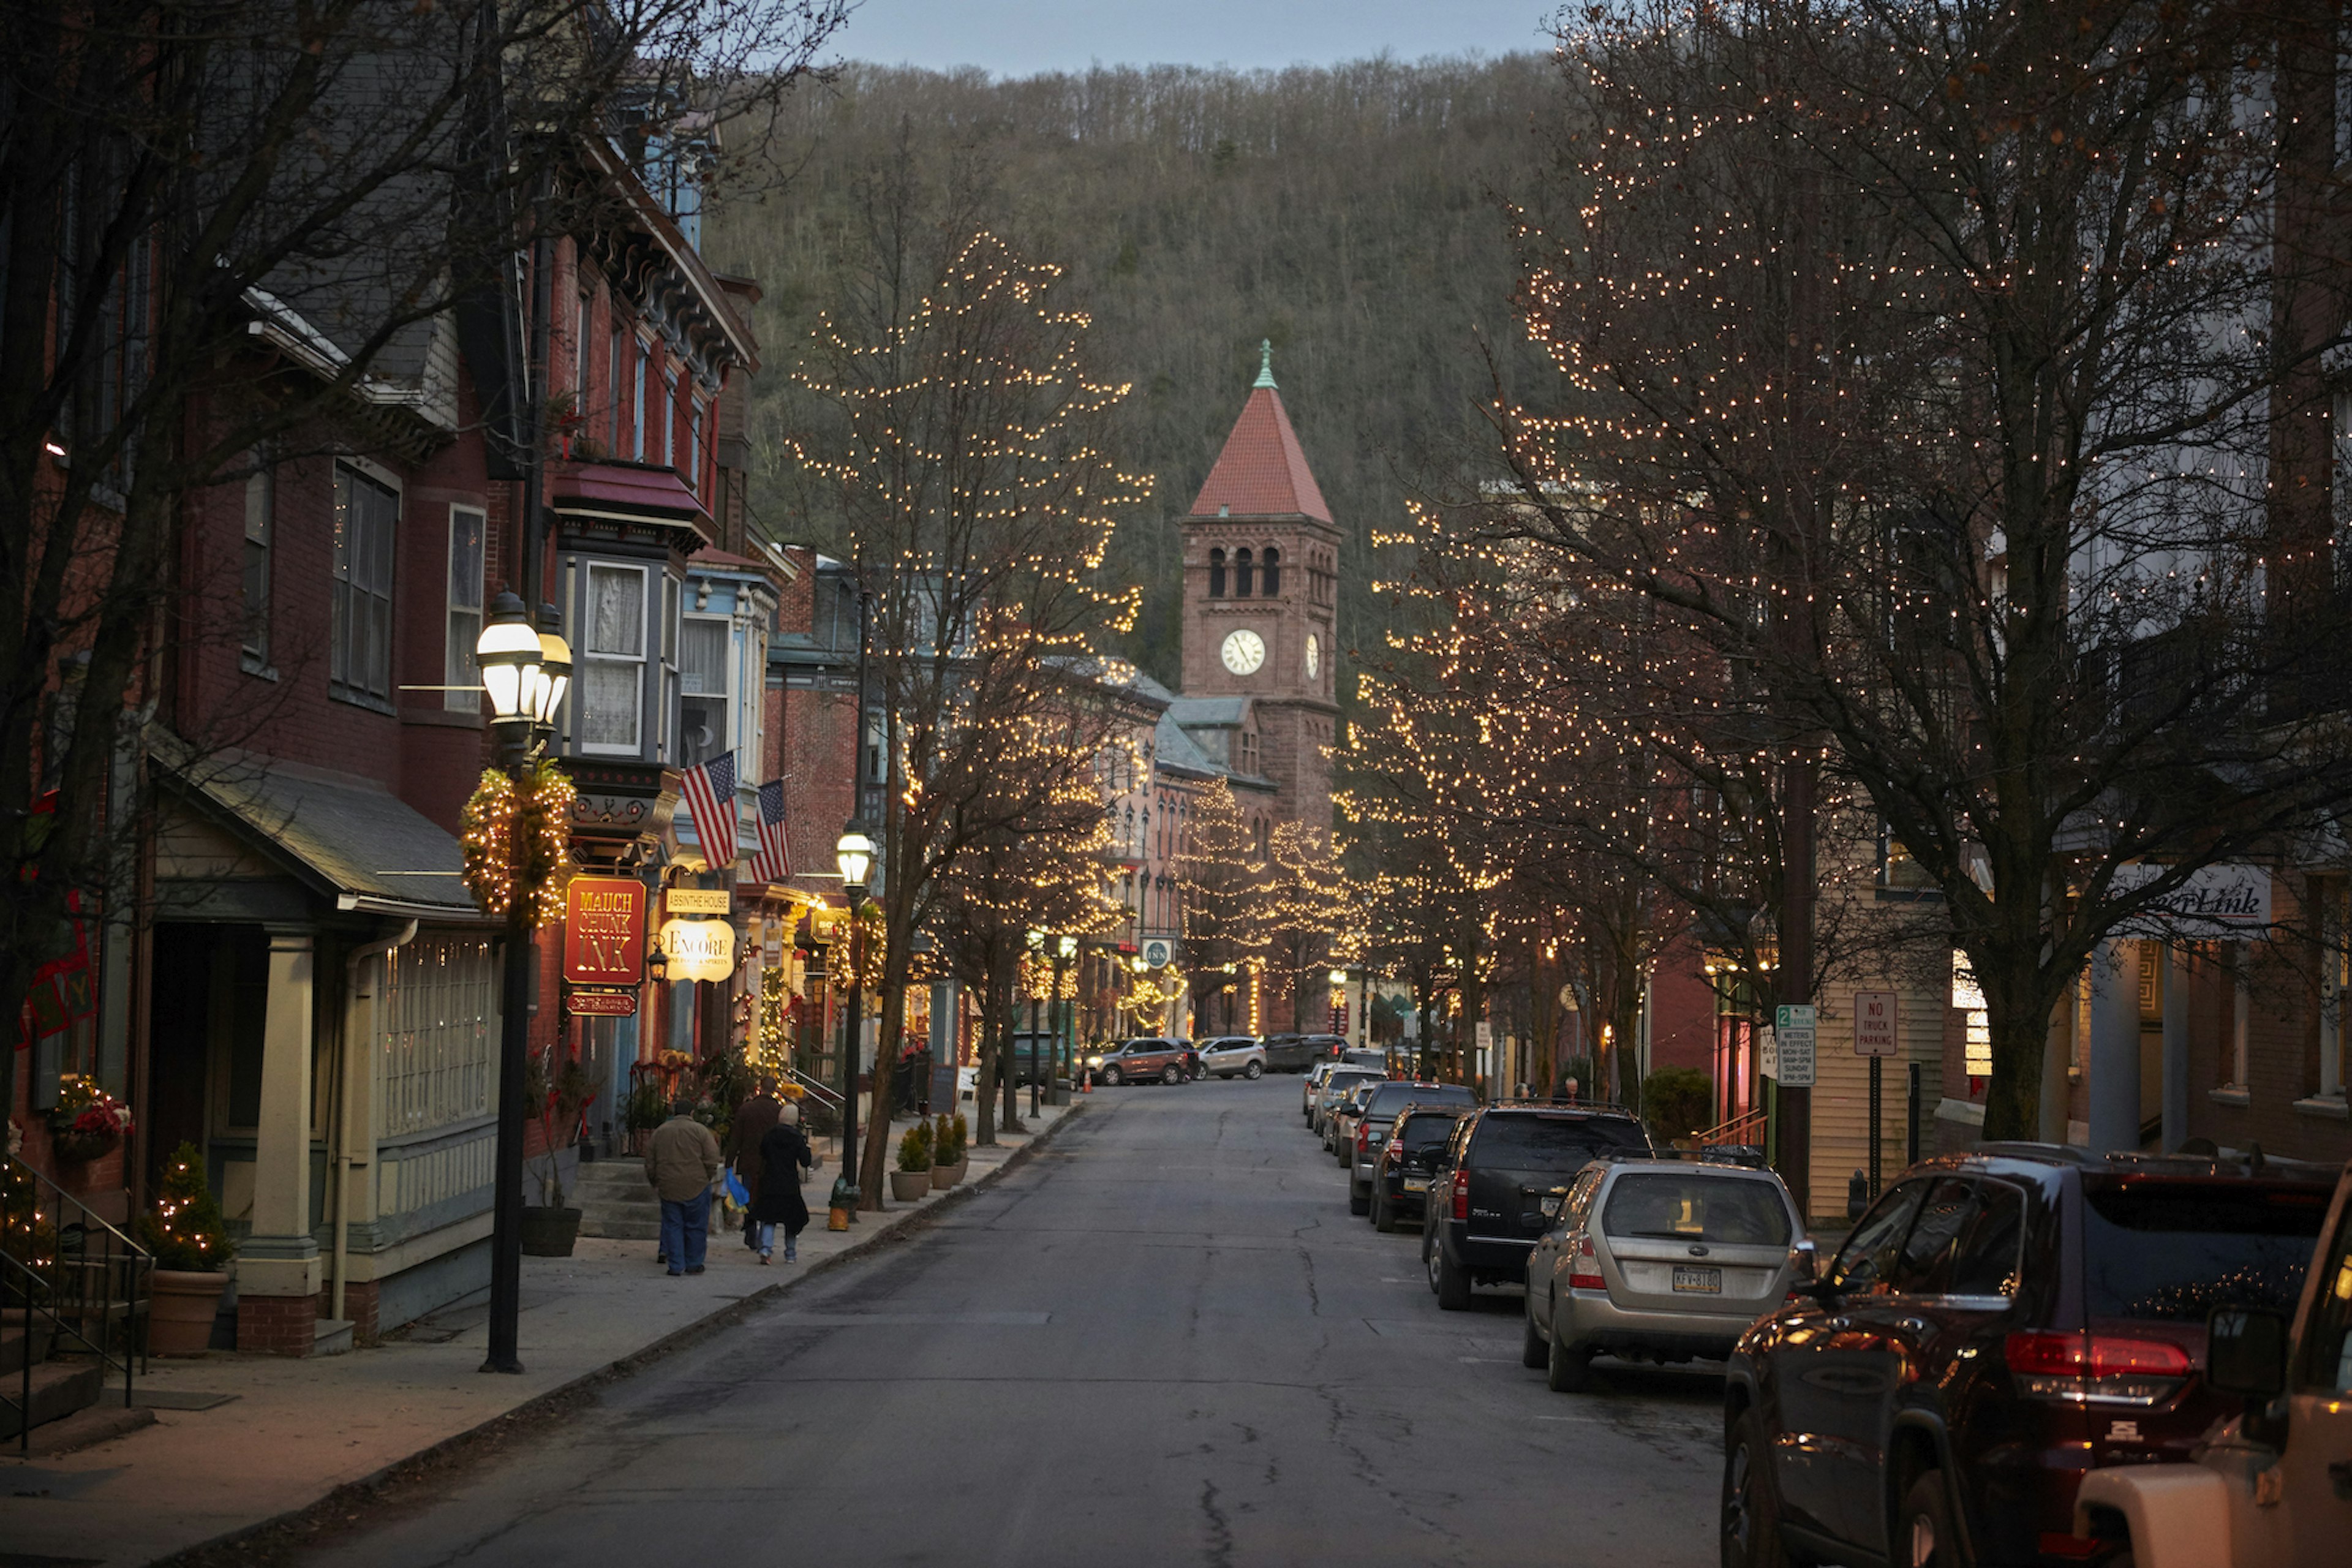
[
  {"x1": 2074, "y1": 1158, "x2": 2352, "y2": 1568},
  {"x1": 1261, "y1": 1034, "x2": 1332, "y2": 1074}
]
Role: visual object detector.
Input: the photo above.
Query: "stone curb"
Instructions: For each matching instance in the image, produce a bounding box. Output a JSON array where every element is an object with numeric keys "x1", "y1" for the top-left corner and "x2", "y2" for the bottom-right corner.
[{"x1": 147, "y1": 1101, "x2": 1091, "y2": 1568}]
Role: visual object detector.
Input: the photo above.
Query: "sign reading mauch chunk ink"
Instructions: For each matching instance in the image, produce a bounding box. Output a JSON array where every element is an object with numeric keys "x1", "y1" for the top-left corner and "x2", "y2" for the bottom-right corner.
[{"x1": 563, "y1": 876, "x2": 647, "y2": 986}]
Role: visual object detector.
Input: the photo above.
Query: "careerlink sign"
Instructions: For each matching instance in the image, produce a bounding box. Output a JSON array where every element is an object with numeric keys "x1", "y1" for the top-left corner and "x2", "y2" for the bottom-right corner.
[{"x1": 2110, "y1": 863, "x2": 2272, "y2": 941}]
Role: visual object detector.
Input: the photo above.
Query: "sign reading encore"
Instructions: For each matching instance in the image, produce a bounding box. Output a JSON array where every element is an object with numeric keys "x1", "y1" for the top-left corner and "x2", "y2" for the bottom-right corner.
[{"x1": 564, "y1": 876, "x2": 647, "y2": 987}]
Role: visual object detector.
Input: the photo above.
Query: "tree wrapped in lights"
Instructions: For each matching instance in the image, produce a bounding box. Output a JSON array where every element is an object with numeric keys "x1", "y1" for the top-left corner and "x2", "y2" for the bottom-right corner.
[
  {"x1": 1177, "y1": 779, "x2": 1268, "y2": 1035},
  {"x1": 788, "y1": 231, "x2": 1149, "y2": 1202},
  {"x1": 1469, "y1": 0, "x2": 2352, "y2": 1139},
  {"x1": 138, "y1": 1141, "x2": 233, "y2": 1274}
]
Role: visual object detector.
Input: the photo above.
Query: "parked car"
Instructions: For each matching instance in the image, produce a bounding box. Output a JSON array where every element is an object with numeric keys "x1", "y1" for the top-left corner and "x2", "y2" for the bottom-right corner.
[
  {"x1": 1719, "y1": 1146, "x2": 2337, "y2": 1568},
  {"x1": 1347, "y1": 1081, "x2": 1478, "y2": 1213},
  {"x1": 1093, "y1": 1037, "x2": 1194, "y2": 1087},
  {"x1": 1371, "y1": 1106, "x2": 1474, "y2": 1232},
  {"x1": 1262, "y1": 1034, "x2": 1322, "y2": 1074},
  {"x1": 1422, "y1": 1105, "x2": 1654, "y2": 1310},
  {"x1": 1524, "y1": 1156, "x2": 1803, "y2": 1392},
  {"x1": 1311, "y1": 1068, "x2": 1383, "y2": 1137},
  {"x1": 1198, "y1": 1036, "x2": 1266, "y2": 1079},
  {"x1": 2071, "y1": 1156, "x2": 2352, "y2": 1568},
  {"x1": 1005, "y1": 1031, "x2": 1068, "y2": 1088},
  {"x1": 1327, "y1": 1078, "x2": 1383, "y2": 1158}
]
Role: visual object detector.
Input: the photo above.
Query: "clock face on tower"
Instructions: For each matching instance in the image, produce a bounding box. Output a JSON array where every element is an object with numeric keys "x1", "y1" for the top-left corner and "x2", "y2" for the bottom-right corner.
[
  {"x1": 1221, "y1": 628, "x2": 1267, "y2": 675},
  {"x1": 1305, "y1": 633, "x2": 1321, "y2": 678}
]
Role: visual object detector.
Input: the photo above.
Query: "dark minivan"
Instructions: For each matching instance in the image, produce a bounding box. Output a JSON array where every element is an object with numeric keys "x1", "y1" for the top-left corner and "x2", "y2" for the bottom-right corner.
[
  {"x1": 1721, "y1": 1146, "x2": 2336, "y2": 1568},
  {"x1": 1422, "y1": 1106, "x2": 1654, "y2": 1309}
]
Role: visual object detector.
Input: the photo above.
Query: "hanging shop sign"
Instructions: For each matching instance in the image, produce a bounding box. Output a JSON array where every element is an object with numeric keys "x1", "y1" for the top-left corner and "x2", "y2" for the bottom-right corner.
[
  {"x1": 566, "y1": 990, "x2": 639, "y2": 1018},
  {"x1": 2111, "y1": 862, "x2": 2272, "y2": 940},
  {"x1": 1142, "y1": 938, "x2": 1173, "y2": 969},
  {"x1": 658, "y1": 917, "x2": 737, "y2": 983},
  {"x1": 666, "y1": 889, "x2": 731, "y2": 916},
  {"x1": 562, "y1": 876, "x2": 647, "y2": 987}
]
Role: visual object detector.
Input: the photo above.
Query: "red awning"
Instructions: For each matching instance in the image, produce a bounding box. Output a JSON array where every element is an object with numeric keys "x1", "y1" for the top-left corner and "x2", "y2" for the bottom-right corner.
[{"x1": 549, "y1": 461, "x2": 712, "y2": 534}]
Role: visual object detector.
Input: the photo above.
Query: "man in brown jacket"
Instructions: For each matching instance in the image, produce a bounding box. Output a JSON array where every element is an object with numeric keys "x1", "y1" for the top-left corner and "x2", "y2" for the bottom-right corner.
[
  {"x1": 644, "y1": 1103, "x2": 723, "y2": 1276},
  {"x1": 726, "y1": 1080, "x2": 784, "y2": 1251}
]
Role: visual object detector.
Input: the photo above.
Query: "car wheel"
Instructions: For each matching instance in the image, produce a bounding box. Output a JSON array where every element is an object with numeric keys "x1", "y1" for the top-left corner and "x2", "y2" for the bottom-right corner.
[
  {"x1": 1898, "y1": 1471, "x2": 1958, "y2": 1568},
  {"x1": 1348, "y1": 1182, "x2": 1368, "y2": 1216},
  {"x1": 1521, "y1": 1300, "x2": 1547, "y2": 1369},
  {"x1": 1721, "y1": 1410, "x2": 1797, "y2": 1568},
  {"x1": 1101, "y1": 1067, "x2": 1121, "y2": 1086},
  {"x1": 1374, "y1": 1191, "x2": 1396, "y2": 1233},
  {"x1": 1243, "y1": 1060, "x2": 1263, "y2": 1080},
  {"x1": 1159, "y1": 1065, "x2": 1180, "y2": 1085},
  {"x1": 1434, "y1": 1238, "x2": 1471, "y2": 1311},
  {"x1": 1545, "y1": 1314, "x2": 1592, "y2": 1392}
]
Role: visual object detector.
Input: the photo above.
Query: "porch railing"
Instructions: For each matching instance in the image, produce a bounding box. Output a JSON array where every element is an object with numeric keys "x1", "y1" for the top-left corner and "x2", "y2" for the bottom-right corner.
[
  {"x1": 1, "y1": 1154, "x2": 152, "y2": 1455},
  {"x1": 1697, "y1": 1106, "x2": 1768, "y2": 1150}
]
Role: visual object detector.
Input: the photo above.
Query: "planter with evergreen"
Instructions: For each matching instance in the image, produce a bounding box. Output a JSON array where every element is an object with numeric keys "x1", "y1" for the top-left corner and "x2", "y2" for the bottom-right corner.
[
  {"x1": 138, "y1": 1142, "x2": 234, "y2": 1355},
  {"x1": 890, "y1": 1121, "x2": 933, "y2": 1200}
]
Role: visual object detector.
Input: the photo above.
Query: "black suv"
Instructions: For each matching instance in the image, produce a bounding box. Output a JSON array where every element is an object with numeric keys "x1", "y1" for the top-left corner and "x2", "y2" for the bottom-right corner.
[
  {"x1": 1721, "y1": 1146, "x2": 2336, "y2": 1568},
  {"x1": 1370, "y1": 1104, "x2": 1473, "y2": 1232},
  {"x1": 1348, "y1": 1080, "x2": 1477, "y2": 1213},
  {"x1": 1422, "y1": 1104, "x2": 1654, "y2": 1309}
]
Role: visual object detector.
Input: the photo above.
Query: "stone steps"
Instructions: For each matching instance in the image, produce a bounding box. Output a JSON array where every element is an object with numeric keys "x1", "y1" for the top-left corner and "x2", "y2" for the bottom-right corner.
[
  {"x1": 574, "y1": 1159, "x2": 664, "y2": 1241},
  {"x1": 0, "y1": 1359, "x2": 102, "y2": 1441}
]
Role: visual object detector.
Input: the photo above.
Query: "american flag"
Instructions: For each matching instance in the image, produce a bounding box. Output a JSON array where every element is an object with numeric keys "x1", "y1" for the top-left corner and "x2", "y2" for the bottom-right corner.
[
  {"x1": 745, "y1": 778, "x2": 793, "y2": 886},
  {"x1": 679, "y1": 749, "x2": 738, "y2": 869}
]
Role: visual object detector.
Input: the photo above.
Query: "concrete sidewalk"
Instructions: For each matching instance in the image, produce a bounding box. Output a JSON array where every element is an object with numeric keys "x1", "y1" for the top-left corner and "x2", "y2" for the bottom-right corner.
[{"x1": 0, "y1": 1101, "x2": 1082, "y2": 1567}]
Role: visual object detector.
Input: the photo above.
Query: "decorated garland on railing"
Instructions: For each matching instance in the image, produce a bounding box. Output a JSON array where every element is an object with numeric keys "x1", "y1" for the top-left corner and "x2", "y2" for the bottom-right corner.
[{"x1": 460, "y1": 760, "x2": 577, "y2": 927}]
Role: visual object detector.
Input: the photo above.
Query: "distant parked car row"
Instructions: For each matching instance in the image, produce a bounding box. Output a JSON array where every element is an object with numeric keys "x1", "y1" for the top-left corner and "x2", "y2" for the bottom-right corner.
[
  {"x1": 1072, "y1": 1031, "x2": 1376, "y2": 1089},
  {"x1": 1309, "y1": 1070, "x2": 2352, "y2": 1568}
]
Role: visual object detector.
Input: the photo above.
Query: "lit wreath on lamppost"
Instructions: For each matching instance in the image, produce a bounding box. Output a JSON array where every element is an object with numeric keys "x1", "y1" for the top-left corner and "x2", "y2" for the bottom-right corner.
[{"x1": 467, "y1": 590, "x2": 571, "y2": 1375}]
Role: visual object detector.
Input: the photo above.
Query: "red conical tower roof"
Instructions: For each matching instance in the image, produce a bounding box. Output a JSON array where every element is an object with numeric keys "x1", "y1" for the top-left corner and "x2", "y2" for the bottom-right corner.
[{"x1": 1186, "y1": 343, "x2": 1331, "y2": 524}]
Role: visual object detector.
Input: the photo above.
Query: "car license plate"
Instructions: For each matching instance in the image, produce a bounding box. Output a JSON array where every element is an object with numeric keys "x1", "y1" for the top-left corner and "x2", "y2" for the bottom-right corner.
[
  {"x1": 1672, "y1": 1266, "x2": 1722, "y2": 1294},
  {"x1": 1403, "y1": 1177, "x2": 1428, "y2": 1193},
  {"x1": 1539, "y1": 1193, "x2": 1564, "y2": 1218}
]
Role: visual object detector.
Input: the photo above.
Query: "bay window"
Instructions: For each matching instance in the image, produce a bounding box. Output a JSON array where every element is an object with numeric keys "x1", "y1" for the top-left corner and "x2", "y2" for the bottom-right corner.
[
  {"x1": 679, "y1": 616, "x2": 729, "y2": 766},
  {"x1": 580, "y1": 562, "x2": 647, "y2": 752}
]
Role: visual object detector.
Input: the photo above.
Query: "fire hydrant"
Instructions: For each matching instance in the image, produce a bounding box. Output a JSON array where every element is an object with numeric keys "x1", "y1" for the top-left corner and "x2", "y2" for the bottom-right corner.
[
  {"x1": 827, "y1": 1172, "x2": 859, "y2": 1232},
  {"x1": 1847, "y1": 1169, "x2": 1869, "y2": 1223}
]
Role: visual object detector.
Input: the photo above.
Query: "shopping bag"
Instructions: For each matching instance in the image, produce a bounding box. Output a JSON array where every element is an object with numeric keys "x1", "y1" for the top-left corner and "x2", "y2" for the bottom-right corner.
[{"x1": 723, "y1": 1169, "x2": 748, "y2": 1207}]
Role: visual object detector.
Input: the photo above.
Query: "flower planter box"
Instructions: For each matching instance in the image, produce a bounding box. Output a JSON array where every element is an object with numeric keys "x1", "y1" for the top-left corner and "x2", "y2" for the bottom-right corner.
[
  {"x1": 889, "y1": 1169, "x2": 931, "y2": 1202},
  {"x1": 518, "y1": 1207, "x2": 582, "y2": 1257},
  {"x1": 149, "y1": 1269, "x2": 230, "y2": 1357}
]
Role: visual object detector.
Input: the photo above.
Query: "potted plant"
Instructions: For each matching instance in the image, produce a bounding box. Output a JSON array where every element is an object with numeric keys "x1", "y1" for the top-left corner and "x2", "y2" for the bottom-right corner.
[
  {"x1": 890, "y1": 1121, "x2": 932, "y2": 1201},
  {"x1": 930, "y1": 1112, "x2": 968, "y2": 1188},
  {"x1": 137, "y1": 1142, "x2": 233, "y2": 1356},
  {"x1": 46, "y1": 1076, "x2": 132, "y2": 1164},
  {"x1": 520, "y1": 1050, "x2": 589, "y2": 1257}
]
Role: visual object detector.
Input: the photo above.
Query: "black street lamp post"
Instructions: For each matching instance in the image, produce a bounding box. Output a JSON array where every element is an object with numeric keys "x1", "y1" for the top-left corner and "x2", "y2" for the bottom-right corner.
[
  {"x1": 473, "y1": 591, "x2": 570, "y2": 1376},
  {"x1": 1050, "y1": 934, "x2": 1076, "y2": 1104},
  {"x1": 1025, "y1": 929, "x2": 1046, "y2": 1117},
  {"x1": 834, "y1": 825, "x2": 873, "y2": 1219}
]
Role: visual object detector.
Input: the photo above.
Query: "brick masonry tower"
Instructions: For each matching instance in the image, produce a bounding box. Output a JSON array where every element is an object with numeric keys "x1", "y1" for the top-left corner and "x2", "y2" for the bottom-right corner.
[{"x1": 1180, "y1": 343, "x2": 1340, "y2": 840}]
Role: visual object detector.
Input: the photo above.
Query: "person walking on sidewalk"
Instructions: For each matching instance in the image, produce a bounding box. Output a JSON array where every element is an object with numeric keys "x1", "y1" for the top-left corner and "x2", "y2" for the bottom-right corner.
[
  {"x1": 727, "y1": 1079, "x2": 784, "y2": 1251},
  {"x1": 752, "y1": 1101, "x2": 816, "y2": 1264},
  {"x1": 644, "y1": 1101, "x2": 723, "y2": 1276}
]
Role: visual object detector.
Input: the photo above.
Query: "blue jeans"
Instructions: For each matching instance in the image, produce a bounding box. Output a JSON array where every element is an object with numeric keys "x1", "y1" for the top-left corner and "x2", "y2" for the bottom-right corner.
[
  {"x1": 660, "y1": 1188, "x2": 711, "y2": 1273},
  {"x1": 754, "y1": 1223, "x2": 797, "y2": 1260}
]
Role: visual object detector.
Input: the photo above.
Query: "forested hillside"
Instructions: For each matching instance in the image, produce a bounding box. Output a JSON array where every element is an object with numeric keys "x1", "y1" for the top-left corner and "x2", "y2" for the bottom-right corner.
[{"x1": 706, "y1": 54, "x2": 1564, "y2": 691}]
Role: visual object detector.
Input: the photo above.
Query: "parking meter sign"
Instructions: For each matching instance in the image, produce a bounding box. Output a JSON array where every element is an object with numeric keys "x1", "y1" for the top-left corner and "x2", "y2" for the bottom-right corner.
[
  {"x1": 1772, "y1": 1005, "x2": 1816, "y2": 1087},
  {"x1": 1853, "y1": 992, "x2": 1899, "y2": 1057}
]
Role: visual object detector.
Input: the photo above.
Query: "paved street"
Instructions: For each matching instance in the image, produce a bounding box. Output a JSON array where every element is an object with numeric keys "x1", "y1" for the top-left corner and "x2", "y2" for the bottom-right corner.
[{"x1": 293, "y1": 1080, "x2": 1721, "y2": 1568}]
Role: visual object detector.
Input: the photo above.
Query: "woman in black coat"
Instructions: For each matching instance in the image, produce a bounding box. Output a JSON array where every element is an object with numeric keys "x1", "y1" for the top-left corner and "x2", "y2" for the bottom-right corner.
[{"x1": 752, "y1": 1104, "x2": 815, "y2": 1263}]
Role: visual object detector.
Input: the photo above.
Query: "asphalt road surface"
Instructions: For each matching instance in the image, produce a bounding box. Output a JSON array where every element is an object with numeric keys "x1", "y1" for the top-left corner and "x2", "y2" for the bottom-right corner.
[{"x1": 302, "y1": 1079, "x2": 1723, "y2": 1568}]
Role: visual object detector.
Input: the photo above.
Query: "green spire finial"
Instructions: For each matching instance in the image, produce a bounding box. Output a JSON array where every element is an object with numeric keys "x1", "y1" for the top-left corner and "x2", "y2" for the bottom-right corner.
[{"x1": 1253, "y1": 339, "x2": 1276, "y2": 390}]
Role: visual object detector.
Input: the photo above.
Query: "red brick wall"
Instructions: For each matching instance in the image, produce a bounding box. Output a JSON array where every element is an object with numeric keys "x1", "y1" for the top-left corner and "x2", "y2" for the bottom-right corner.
[
  {"x1": 236, "y1": 1292, "x2": 320, "y2": 1357},
  {"x1": 1646, "y1": 938, "x2": 1717, "y2": 1076}
]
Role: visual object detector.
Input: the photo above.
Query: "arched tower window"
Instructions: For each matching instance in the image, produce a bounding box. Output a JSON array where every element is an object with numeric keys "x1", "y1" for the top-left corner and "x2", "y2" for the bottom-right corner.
[
  {"x1": 1207, "y1": 548, "x2": 1226, "y2": 597},
  {"x1": 1262, "y1": 547, "x2": 1280, "y2": 596},
  {"x1": 1235, "y1": 548, "x2": 1254, "y2": 597}
]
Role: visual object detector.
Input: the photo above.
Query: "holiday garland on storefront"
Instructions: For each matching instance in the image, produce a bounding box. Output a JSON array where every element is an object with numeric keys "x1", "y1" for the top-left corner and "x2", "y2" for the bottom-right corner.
[{"x1": 460, "y1": 760, "x2": 577, "y2": 927}]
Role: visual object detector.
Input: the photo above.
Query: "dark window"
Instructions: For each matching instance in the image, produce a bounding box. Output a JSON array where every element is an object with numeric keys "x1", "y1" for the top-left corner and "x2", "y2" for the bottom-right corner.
[
  {"x1": 1471, "y1": 1114, "x2": 1651, "y2": 1164},
  {"x1": 1365, "y1": 1083, "x2": 1473, "y2": 1120},
  {"x1": 1601, "y1": 1174, "x2": 1792, "y2": 1246},
  {"x1": 2081, "y1": 1180, "x2": 2329, "y2": 1321},
  {"x1": 2294, "y1": 1205, "x2": 2352, "y2": 1393},
  {"x1": 331, "y1": 463, "x2": 398, "y2": 707},
  {"x1": 1208, "y1": 548, "x2": 1226, "y2": 596},
  {"x1": 1235, "y1": 547, "x2": 1254, "y2": 597},
  {"x1": 1262, "y1": 546, "x2": 1281, "y2": 595},
  {"x1": 241, "y1": 459, "x2": 272, "y2": 665},
  {"x1": 1399, "y1": 1113, "x2": 1462, "y2": 1150},
  {"x1": 1831, "y1": 1178, "x2": 1930, "y2": 1295},
  {"x1": 1888, "y1": 1177, "x2": 1977, "y2": 1292},
  {"x1": 1945, "y1": 1181, "x2": 2027, "y2": 1297}
]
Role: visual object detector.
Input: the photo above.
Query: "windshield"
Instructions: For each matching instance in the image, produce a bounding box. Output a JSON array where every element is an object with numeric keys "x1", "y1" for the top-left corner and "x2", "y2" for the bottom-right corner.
[
  {"x1": 1602, "y1": 1173, "x2": 1791, "y2": 1245},
  {"x1": 1472, "y1": 1115, "x2": 1651, "y2": 1165},
  {"x1": 2081, "y1": 1180, "x2": 2331, "y2": 1322},
  {"x1": 1323, "y1": 1071, "x2": 1379, "y2": 1098}
]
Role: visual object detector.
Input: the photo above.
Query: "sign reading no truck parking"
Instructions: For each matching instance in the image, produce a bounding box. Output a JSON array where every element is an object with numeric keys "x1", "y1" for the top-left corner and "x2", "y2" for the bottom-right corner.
[
  {"x1": 1853, "y1": 992, "x2": 1898, "y2": 1057},
  {"x1": 1772, "y1": 1005, "x2": 1816, "y2": 1087}
]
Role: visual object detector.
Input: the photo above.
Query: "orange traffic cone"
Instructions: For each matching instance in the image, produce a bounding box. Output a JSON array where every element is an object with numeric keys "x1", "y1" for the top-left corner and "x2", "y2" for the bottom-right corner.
[{"x1": 1083, "y1": 1069, "x2": 1093, "y2": 1094}]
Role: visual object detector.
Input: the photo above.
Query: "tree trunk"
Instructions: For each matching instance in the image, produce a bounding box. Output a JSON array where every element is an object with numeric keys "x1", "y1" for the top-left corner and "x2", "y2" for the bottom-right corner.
[
  {"x1": 971, "y1": 945, "x2": 1001, "y2": 1148},
  {"x1": 997, "y1": 954, "x2": 1024, "y2": 1134}
]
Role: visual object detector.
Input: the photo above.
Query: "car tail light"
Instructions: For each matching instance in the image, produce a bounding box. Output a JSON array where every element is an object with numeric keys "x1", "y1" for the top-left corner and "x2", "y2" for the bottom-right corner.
[
  {"x1": 1569, "y1": 1237, "x2": 1605, "y2": 1291},
  {"x1": 1450, "y1": 1169, "x2": 1470, "y2": 1221},
  {"x1": 1356, "y1": 1123, "x2": 1372, "y2": 1153},
  {"x1": 2003, "y1": 1330, "x2": 2192, "y2": 1405}
]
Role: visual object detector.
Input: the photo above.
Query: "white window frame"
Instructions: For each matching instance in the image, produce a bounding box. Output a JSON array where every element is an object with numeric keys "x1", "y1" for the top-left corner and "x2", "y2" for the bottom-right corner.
[
  {"x1": 580, "y1": 561, "x2": 649, "y2": 755},
  {"x1": 677, "y1": 611, "x2": 733, "y2": 766},
  {"x1": 687, "y1": 393, "x2": 706, "y2": 494},
  {"x1": 661, "y1": 573, "x2": 681, "y2": 759},
  {"x1": 444, "y1": 505, "x2": 486, "y2": 713},
  {"x1": 662, "y1": 369, "x2": 677, "y2": 470},
  {"x1": 631, "y1": 335, "x2": 650, "y2": 461}
]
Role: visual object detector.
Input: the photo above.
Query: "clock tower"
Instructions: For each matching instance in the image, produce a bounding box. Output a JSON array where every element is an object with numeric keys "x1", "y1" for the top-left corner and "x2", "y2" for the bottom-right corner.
[{"x1": 1178, "y1": 343, "x2": 1340, "y2": 840}]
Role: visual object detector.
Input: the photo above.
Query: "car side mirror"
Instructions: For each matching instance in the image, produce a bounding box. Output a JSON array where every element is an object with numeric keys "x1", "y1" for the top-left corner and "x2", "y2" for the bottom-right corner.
[
  {"x1": 2207, "y1": 1305, "x2": 2290, "y2": 1401},
  {"x1": 1790, "y1": 1238, "x2": 1819, "y2": 1283}
]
